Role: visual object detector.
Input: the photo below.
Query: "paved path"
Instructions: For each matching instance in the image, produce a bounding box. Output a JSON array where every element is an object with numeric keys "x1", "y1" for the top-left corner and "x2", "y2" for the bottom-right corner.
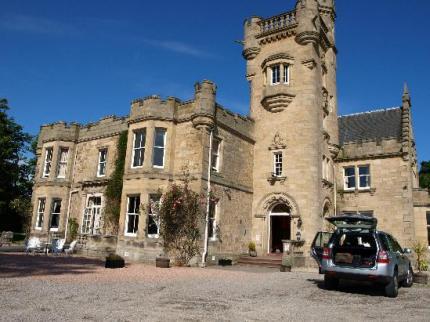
[{"x1": 0, "y1": 253, "x2": 429, "y2": 321}]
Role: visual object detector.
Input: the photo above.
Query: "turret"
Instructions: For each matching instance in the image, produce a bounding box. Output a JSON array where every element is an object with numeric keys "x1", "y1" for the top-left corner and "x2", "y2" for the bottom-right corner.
[
  {"x1": 295, "y1": 0, "x2": 320, "y2": 45},
  {"x1": 242, "y1": 17, "x2": 262, "y2": 61},
  {"x1": 192, "y1": 80, "x2": 217, "y2": 129},
  {"x1": 401, "y1": 83, "x2": 412, "y2": 160}
]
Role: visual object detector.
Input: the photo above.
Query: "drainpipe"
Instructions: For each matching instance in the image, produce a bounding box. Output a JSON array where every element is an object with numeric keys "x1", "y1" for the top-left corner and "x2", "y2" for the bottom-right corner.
[
  {"x1": 201, "y1": 128, "x2": 213, "y2": 268},
  {"x1": 64, "y1": 190, "x2": 79, "y2": 241},
  {"x1": 333, "y1": 161, "x2": 337, "y2": 216},
  {"x1": 64, "y1": 145, "x2": 80, "y2": 241}
]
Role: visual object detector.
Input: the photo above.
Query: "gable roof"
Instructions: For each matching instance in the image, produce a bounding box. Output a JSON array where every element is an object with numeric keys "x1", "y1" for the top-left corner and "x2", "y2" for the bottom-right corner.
[{"x1": 338, "y1": 107, "x2": 402, "y2": 145}]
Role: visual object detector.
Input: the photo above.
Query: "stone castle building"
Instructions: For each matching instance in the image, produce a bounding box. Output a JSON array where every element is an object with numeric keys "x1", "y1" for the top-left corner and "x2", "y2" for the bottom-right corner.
[{"x1": 30, "y1": 0, "x2": 430, "y2": 264}]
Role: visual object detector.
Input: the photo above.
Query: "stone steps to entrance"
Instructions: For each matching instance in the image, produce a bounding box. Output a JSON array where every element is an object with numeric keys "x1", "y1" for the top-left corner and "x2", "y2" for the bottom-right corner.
[{"x1": 237, "y1": 255, "x2": 282, "y2": 269}]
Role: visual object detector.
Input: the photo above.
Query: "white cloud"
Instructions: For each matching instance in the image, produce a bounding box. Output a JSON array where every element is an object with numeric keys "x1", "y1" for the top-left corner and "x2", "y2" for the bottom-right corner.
[
  {"x1": 0, "y1": 14, "x2": 78, "y2": 36},
  {"x1": 142, "y1": 38, "x2": 214, "y2": 58}
]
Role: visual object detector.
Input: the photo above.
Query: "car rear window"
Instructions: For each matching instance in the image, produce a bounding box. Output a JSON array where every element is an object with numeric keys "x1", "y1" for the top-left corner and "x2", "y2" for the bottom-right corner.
[{"x1": 333, "y1": 232, "x2": 376, "y2": 249}]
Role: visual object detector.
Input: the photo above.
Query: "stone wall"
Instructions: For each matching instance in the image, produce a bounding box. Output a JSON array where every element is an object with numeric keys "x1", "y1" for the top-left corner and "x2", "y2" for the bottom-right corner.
[
  {"x1": 336, "y1": 156, "x2": 416, "y2": 246},
  {"x1": 413, "y1": 189, "x2": 430, "y2": 246}
]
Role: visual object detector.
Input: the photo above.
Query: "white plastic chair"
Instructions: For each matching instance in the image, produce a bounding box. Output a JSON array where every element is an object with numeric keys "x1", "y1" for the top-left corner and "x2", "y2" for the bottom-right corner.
[
  {"x1": 25, "y1": 237, "x2": 42, "y2": 254},
  {"x1": 64, "y1": 240, "x2": 77, "y2": 256},
  {"x1": 51, "y1": 239, "x2": 66, "y2": 255}
]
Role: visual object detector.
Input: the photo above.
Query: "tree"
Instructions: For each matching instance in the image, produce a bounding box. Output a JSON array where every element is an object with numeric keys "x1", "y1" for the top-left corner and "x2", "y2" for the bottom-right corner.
[
  {"x1": 157, "y1": 179, "x2": 204, "y2": 266},
  {"x1": 419, "y1": 161, "x2": 430, "y2": 189},
  {"x1": 0, "y1": 98, "x2": 33, "y2": 232}
]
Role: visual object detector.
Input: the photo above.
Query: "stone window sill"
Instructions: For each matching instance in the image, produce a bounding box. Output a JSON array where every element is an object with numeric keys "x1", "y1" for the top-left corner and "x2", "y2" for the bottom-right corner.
[{"x1": 340, "y1": 188, "x2": 376, "y2": 196}]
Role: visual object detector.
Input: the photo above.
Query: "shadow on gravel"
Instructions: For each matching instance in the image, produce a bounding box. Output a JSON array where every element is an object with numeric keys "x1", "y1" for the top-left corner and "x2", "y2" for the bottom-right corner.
[
  {"x1": 0, "y1": 253, "x2": 104, "y2": 279},
  {"x1": 307, "y1": 278, "x2": 386, "y2": 297}
]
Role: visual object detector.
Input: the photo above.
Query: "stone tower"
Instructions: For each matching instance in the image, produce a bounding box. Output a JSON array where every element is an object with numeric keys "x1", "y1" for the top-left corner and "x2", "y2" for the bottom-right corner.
[{"x1": 243, "y1": 0, "x2": 338, "y2": 258}]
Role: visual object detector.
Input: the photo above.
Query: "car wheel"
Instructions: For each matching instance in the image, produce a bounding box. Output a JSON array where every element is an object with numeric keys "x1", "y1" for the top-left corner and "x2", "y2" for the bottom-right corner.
[
  {"x1": 401, "y1": 266, "x2": 413, "y2": 288},
  {"x1": 385, "y1": 271, "x2": 399, "y2": 298},
  {"x1": 324, "y1": 274, "x2": 339, "y2": 290}
]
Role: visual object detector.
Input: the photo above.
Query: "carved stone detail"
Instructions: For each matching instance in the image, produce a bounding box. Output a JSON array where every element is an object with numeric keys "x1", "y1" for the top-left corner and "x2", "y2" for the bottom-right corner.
[
  {"x1": 242, "y1": 47, "x2": 261, "y2": 60},
  {"x1": 302, "y1": 59, "x2": 317, "y2": 70},
  {"x1": 269, "y1": 132, "x2": 287, "y2": 150}
]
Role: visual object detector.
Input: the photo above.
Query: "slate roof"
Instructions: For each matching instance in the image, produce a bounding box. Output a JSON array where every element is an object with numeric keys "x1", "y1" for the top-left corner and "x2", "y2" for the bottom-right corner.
[{"x1": 338, "y1": 107, "x2": 402, "y2": 145}]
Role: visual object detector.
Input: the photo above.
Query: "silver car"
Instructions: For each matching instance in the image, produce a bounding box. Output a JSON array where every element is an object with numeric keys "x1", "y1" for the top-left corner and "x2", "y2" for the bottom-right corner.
[{"x1": 311, "y1": 215, "x2": 413, "y2": 298}]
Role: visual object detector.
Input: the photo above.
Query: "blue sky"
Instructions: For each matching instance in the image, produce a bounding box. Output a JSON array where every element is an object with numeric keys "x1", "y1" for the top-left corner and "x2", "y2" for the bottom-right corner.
[{"x1": 1, "y1": 0, "x2": 429, "y2": 165}]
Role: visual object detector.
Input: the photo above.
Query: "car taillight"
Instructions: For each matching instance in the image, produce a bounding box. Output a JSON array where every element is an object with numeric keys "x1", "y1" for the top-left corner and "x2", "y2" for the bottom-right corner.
[
  {"x1": 322, "y1": 247, "x2": 331, "y2": 260},
  {"x1": 377, "y1": 250, "x2": 390, "y2": 264}
]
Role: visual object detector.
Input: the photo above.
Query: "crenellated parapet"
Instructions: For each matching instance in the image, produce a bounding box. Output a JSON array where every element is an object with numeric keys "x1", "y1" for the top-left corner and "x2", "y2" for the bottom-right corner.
[
  {"x1": 130, "y1": 95, "x2": 178, "y2": 123},
  {"x1": 215, "y1": 104, "x2": 254, "y2": 143},
  {"x1": 38, "y1": 122, "x2": 80, "y2": 148},
  {"x1": 78, "y1": 116, "x2": 128, "y2": 142}
]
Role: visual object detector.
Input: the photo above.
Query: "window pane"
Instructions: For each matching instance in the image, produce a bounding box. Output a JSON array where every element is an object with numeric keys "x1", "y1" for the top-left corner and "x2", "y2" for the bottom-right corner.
[
  {"x1": 426, "y1": 211, "x2": 430, "y2": 225},
  {"x1": 153, "y1": 148, "x2": 164, "y2": 167},
  {"x1": 345, "y1": 167, "x2": 355, "y2": 177},
  {"x1": 135, "y1": 131, "x2": 146, "y2": 148},
  {"x1": 51, "y1": 214, "x2": 59, "y2": 228},
  {"x1": 154, "y1": 128, "x2": 166, "y2": 147},
  {"x1": 347, "y1": 176, "x2": 356, "y2": 189},
  {"x1": 208, "y1": 202, "x2": 216, "y2": 238},
  {"x1": 360, "y1": 175, "x2": 370, "y2": 188},
  {"x1": 127, "y1": 215, "x2": 139, "y2": 234},
  {"x1": 272, "y1": 65, "x2": 280, "y2": 84},
  {"x1": 133, "y1": 148, "x2": 144, "y2": 167},
  {"x1": 148, "y1": 216, "x2": 158, "y2": 235},
  {"x1": 211, "y1": 139, "x2": 220, "y2": 171},
  {"x1": 284, "y1": 65, "x2": 289, "y2": 83},
  {"x1": 53, "y1": 200, "x2": 61, "y2": 214},
  {"x1": 100, "y1": 150, "x2": 107, "y2": 162},
  {"x1": 359, "y1": 166, "x2": 369, "y2": 175}
]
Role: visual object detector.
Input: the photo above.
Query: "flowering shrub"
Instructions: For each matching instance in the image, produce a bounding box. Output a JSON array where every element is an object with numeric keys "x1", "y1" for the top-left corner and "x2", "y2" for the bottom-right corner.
[{"x1": 158, "y1": 182, "x2": 204, "y2": 266}]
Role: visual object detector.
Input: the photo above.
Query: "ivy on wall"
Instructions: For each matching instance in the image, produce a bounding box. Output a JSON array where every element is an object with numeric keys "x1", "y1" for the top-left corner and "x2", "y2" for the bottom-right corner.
[{"x1": 104, "y1": 131, "x2": 128, "y2": 234}]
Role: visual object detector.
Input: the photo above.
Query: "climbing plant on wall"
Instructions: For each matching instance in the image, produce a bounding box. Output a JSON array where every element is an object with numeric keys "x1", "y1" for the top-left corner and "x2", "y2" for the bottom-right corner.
[
  {"x1": 157, "y1": 176, "x2": 204, "y2": 266},
  {"x1": 104, "y1": 131, "x2": 128, "y2": 235}
]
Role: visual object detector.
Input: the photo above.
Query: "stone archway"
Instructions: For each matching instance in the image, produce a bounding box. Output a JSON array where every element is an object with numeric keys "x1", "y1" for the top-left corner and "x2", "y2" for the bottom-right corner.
[
  {"x1": 256, "y1": 193, "x2": 301, "y2": 254},
  {"x1": 268, "y1": 204, "x2": 291, "y2": 253}
]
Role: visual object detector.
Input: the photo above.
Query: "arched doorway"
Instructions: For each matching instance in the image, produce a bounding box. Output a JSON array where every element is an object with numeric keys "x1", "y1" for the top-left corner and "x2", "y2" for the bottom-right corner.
[{"x1": 268, "y1": 204, "x2": 291, "y2": 253}]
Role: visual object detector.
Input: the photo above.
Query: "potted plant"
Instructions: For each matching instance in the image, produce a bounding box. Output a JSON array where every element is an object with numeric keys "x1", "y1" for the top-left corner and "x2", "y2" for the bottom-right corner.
[
  {"x1": 248, "y1": 241, "x2": 257, "y2": 257},
  {"x1": 280, "y1": 254, "x2": 293, "y2": 272},
  {"x1": 156, "y1": 254, "x2": 171, "y2": 268},
  {"x1": 105, "y1": 254, "x2": 125, "y2": 269},
  {"x1": 413, "y1": 242, "x2": 429, "y2": 284}
]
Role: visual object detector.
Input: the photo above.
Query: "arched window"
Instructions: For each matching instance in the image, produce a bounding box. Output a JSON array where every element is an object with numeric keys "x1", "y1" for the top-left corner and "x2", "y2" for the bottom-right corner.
[{"x1": 271, "y1": 204, "x2": 290, "y2": 214}]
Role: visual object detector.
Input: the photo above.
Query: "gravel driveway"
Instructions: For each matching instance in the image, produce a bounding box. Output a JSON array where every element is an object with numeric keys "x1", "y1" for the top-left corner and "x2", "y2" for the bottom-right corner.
[{"x1": 0, "y1": 253, "x2": 429, "y2": 321}]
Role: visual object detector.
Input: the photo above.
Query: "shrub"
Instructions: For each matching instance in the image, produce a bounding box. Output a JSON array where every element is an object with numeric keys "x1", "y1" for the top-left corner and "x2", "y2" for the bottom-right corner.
[
  {"x1": 67, "y1": 218, "x2": 79, "y2": 242},
  {"x1": 413, "y1": 241, "x2": 429, "y2": 272},
  {"x1": 158, "y1": 181, "x2": 204, "y2": 266},
  {"x1": 248, "y1": 241, "x2": 256, "y2": 252}
]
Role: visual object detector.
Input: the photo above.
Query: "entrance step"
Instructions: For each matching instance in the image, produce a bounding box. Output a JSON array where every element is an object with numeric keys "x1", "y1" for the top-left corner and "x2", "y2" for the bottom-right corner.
[{"x1": 237, "y1": 255, "x2": 282, "y2": 269}]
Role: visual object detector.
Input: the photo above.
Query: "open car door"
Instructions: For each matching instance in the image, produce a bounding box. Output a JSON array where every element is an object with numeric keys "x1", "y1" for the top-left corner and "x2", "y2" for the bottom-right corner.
[
  {"x1": 326, "y1": 215, "x2": 377, "y2": 230},
  {"x1": 311, "y1": 231, "x2": 333, "y2": 271}
]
